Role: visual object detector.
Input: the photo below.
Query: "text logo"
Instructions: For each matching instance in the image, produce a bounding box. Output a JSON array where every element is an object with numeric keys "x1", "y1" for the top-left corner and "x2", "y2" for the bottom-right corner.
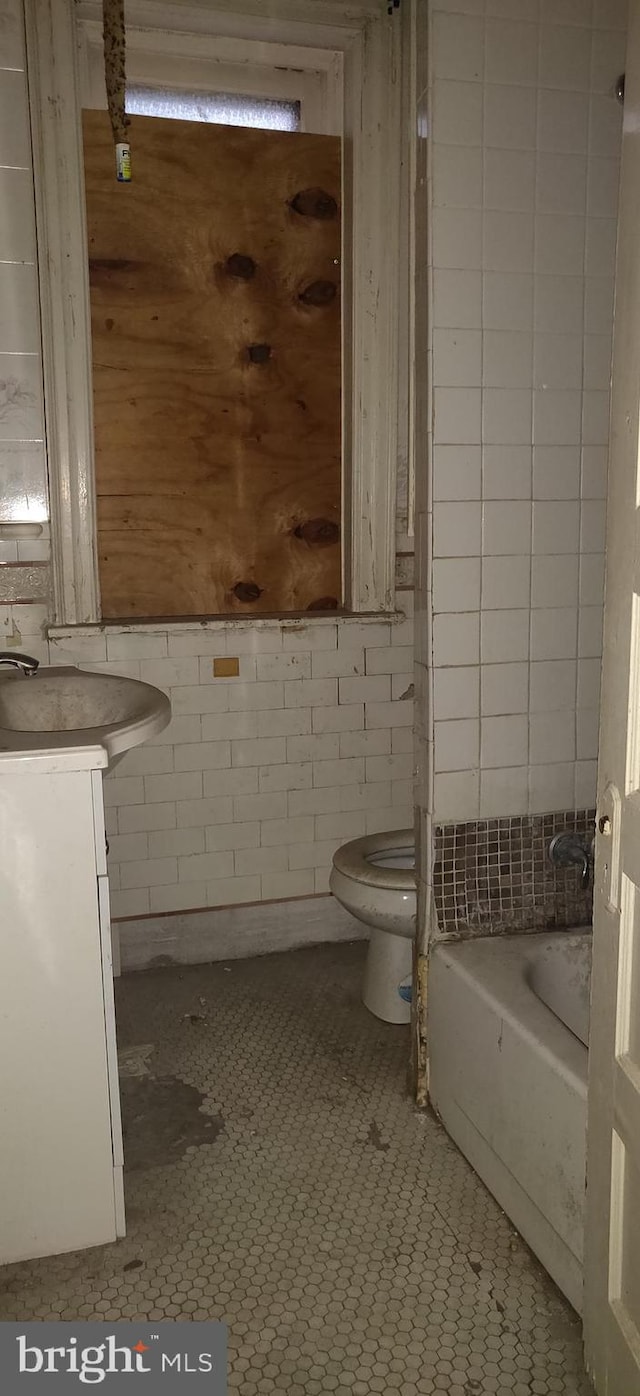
[{"x1": 0, "y1": 1322, "x2": 226, "y2": 1393}]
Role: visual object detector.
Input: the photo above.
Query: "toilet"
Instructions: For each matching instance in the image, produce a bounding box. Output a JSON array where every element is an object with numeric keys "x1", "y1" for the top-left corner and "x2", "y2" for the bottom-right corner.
[{"x1": 330, "y1": 829, "x2": 416, "y2": 1024}]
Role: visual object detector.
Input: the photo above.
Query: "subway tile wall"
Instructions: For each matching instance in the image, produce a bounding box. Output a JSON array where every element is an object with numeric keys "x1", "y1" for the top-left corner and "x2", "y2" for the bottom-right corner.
[
  {"x1": 425, "y1": 0, "x2": 625, "y2": 825},
  {"x1": 49, "y1": 615, "x2": 414, "y2": 917},
  {"x1": 0, "y1": 0, "x2": 49, "y2": 548},
  {"x1": 0, "y1": 606, "x2": 414, "y2": 916}
]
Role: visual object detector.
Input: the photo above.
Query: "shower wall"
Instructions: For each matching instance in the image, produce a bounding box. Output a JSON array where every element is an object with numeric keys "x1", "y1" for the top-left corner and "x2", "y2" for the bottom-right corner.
[{"x1": 417, "y1": 0, "x2": 626, "y2": 836}]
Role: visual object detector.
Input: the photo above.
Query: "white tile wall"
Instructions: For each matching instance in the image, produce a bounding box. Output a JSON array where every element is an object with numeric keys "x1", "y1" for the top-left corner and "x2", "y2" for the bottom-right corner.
[
  {"x1": 44, "y1": 613, "x2": 414, "y2": 917},
  {"x1": 0, "y1": 3, "x2": 49, "y2": 539},
  {"x1": 6, "y1": 0, "x2": 625, "y2": 940},
  {"x1": 425, "y1": 0, "x2": 623, "y2": 822}
]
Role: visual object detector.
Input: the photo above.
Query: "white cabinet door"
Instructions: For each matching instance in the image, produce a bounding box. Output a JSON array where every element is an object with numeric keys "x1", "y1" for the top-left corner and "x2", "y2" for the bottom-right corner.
[{"x1": 0, "y1": 768, "x2": 117, "y2": 1261}]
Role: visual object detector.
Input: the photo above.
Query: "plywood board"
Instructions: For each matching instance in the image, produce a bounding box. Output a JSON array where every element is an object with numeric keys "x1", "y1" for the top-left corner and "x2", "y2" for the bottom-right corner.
[{"x1": 83, "y1": 110, "x2": 341, "y2": 618}]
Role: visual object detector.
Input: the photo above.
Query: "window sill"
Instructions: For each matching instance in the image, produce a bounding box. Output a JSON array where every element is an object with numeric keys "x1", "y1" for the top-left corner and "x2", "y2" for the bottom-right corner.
[{"x1": 47, "y1": 609, "x2": 410, "y2": 642}]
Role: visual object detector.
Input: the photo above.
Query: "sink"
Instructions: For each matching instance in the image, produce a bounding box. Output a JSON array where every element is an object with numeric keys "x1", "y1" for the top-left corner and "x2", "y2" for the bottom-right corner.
[{"x1": 0, "y1": 665, "x2": 171, "y2": 761}]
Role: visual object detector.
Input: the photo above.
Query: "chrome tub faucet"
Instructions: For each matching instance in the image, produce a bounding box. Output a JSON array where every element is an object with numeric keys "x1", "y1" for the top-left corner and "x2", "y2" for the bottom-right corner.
[{"x1": 548, "y1": 831, "x2": 594, "y2": 891}]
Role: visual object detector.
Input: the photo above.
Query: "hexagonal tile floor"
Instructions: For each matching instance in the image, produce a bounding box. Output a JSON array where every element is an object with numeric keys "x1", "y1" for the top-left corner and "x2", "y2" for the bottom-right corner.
[{"x1": 0, "y1": 941, "x2": 592, "y2": 1394}]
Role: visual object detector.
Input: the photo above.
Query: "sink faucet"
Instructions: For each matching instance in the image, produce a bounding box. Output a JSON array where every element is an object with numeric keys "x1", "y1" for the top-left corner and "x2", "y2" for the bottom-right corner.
[
  {"x1": 0, "y1": 651, "x2": 40, "y2": 677},
  {"x1": 548, "y1": 831, "x2": 594, "y2": 891}
]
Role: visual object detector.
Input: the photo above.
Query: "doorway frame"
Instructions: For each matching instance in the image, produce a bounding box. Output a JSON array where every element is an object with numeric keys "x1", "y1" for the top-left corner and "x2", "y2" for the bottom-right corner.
[{"x1": 24, "y1": 0, "x2": 404, "y2": 626}]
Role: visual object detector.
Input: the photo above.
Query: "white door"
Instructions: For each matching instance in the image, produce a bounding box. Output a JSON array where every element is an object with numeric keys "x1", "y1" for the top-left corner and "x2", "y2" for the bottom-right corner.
[{"x1": 584, "y1": 4, "x2": 640, "y2": 1390}]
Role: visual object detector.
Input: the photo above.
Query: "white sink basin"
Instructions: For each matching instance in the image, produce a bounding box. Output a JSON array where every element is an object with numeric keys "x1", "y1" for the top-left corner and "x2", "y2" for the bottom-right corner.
[{"x1": 0, "y1": 666, "x2": 170, "y2": 761}]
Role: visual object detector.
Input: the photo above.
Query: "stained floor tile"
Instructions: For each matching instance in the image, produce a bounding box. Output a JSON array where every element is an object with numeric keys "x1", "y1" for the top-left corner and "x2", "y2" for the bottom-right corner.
[{"x1": 0, "y1": 941, "x2": 592, "y2": 1394}]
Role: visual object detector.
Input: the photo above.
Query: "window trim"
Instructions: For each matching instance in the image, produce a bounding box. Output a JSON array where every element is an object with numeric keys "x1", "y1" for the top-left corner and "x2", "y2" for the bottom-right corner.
[
  {"x1": 25, "y1": 0, "x2": 403, "y2": 624},
  {"x1": 78, "y1": 21, "x2": 341, "y2": 135}
]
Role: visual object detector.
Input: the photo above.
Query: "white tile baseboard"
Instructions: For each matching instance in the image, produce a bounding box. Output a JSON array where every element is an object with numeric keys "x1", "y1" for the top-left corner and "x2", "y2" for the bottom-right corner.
[{"x1": 118, "y1": 894, "x2": 367, "y2": 972}]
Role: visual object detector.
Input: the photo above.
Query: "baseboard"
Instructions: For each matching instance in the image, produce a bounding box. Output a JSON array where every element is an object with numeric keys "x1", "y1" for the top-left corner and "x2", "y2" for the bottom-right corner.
[{"x1": 118, "y1": 894, "x2": 367, "y2": 972}]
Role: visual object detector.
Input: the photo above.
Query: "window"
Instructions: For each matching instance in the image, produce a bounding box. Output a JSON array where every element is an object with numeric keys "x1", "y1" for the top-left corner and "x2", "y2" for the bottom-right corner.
[
  {"x1": 125, "y1": 85, "x2": 301, "y2": 132},
  {"x1": 29, "y1": 0, "x2": 401, "y2": 623},
  {"x1": 82, "y1": 102, "x2": 341, "y2": 617}
]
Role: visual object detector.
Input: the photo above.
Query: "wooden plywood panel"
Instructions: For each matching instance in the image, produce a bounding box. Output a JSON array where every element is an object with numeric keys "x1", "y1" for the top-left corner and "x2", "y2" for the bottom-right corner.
[{"x1": 83, "y1": 111, "x2": 341, "y2": 619}]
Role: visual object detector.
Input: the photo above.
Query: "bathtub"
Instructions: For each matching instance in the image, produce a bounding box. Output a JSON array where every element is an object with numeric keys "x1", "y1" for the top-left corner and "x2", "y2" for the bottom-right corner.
[{"x1": 429, "y1": 930, "x2": 590, "y2": 1314}]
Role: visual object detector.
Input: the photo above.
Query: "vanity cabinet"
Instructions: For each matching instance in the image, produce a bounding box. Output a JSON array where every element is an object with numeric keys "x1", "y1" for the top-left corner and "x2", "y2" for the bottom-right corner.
[{"x1": 0, "y1": 749, "x2": 124, "y2": 1263}]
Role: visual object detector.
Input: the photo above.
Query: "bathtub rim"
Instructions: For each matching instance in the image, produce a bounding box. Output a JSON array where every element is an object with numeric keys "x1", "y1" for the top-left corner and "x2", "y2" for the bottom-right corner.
[
  {"x1": 523, "y1": 933, "x2": 591, "y2": 1048},
  {"x1": 431, "y1": 929, "x2": 590, "y2": 1097}
]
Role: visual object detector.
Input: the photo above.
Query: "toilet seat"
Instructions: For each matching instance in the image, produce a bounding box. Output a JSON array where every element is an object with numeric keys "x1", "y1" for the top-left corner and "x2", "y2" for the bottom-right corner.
[{"x1": 331, "y1": 828, "x2": 415, "y2": 892}]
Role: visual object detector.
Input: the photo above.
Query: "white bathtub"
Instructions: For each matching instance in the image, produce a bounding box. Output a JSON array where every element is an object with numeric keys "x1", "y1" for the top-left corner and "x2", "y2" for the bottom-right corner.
[{"x1": 429, "y1": 929, "x2": 590, "y2": 1314}]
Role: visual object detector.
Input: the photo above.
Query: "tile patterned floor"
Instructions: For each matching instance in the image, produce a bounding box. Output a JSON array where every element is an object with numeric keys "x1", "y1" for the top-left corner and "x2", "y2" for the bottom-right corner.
[{"x1": 0, "y1": 942, "x2": 592, "y2": 1394}]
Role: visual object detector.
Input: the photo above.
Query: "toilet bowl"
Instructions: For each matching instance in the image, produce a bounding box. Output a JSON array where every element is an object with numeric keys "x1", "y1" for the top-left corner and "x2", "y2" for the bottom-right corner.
[{"x1": 330, "y1": 829, "x2": 416, "y2": 1024}]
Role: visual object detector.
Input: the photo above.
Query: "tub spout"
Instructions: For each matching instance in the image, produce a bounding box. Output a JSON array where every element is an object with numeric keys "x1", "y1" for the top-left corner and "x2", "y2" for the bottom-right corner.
[{"x1": 548, "y1": 831, "x2": 594, "y2": 891}]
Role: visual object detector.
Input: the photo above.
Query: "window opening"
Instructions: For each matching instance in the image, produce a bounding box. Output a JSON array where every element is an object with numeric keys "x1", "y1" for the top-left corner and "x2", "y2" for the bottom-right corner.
[{"x1": 126, "y1": 84, "x2": 301, "y2": 131}]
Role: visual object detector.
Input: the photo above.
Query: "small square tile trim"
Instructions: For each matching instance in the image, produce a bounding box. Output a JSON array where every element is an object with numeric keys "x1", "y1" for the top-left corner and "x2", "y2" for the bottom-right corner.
[{"x1": 433, "y1": 809, "x2": 596, "y2": 937}]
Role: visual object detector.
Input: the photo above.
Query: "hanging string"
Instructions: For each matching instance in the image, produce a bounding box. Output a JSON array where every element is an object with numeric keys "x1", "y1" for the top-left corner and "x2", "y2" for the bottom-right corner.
[{"x1": 102, "y1": 0, "x2": 131, "y2": 181}]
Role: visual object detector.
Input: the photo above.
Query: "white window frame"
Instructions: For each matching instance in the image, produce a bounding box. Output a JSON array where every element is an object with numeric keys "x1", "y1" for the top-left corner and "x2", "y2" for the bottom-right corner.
[
  {"x1": 25, "y1": 0, "x2": 403, "y2": 625},
  {"x1": 79, "y1": 25, "x2": 340, "y2": 135}
]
